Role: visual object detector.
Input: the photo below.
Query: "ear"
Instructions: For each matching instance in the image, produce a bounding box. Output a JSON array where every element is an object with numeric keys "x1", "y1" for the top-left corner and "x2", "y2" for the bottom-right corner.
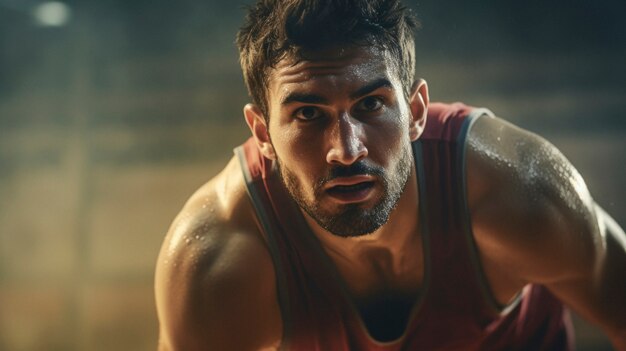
[
  {"x1": 244, "y1": 103, "x2": 276, "y2": 160},
  {"x1": 408, "y1": 79, "x2": 429, "y2": 141}
]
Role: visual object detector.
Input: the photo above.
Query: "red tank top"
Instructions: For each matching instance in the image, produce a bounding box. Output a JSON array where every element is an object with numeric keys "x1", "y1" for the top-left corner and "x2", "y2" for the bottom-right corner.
[{"x1": 235, "y1": 102, "x2": 574, "y2": 350}]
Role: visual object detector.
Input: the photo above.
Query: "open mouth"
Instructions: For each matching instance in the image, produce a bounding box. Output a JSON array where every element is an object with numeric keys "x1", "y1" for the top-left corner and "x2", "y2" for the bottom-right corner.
[
  {"x1": 327, "y1": 181, "x2": 374, "y2": 194},
  {"x1": 326, "y1": 181, "x2": 375, "y2": 203}
]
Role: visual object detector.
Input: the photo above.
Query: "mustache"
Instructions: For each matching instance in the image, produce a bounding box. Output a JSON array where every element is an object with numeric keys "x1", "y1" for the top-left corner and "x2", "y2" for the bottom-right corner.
[{"x1": 318, "y1": 160, "x2": 385, "y2": 186}]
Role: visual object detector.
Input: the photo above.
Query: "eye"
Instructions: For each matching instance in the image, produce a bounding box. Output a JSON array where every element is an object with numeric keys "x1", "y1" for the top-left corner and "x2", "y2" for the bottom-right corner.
[
  {"x1": 294, "y1": 106, "x2": 323, "y2": 121},
  {"x1": 355, "y1": 96, "x2": 384, "y2": 113}
]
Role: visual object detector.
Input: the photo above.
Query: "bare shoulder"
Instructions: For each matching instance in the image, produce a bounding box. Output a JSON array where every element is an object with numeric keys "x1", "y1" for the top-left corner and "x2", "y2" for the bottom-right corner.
[
  {"x1": 155, "y1": 156, "x2": 281, "y2": 351},
  {"x1": 465, "y1": 115, "x2": 601, "y2": 284}
]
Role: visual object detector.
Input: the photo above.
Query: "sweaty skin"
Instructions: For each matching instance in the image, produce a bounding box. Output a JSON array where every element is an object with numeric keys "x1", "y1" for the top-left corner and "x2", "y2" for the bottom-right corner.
[{"x1": 154, "y1": 46, "x2": 626, "y2": 350}]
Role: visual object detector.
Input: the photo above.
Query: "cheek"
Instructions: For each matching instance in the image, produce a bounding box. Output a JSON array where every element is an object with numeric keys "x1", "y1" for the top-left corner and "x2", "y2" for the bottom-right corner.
[
  {"x1": 272, "y1": 120, "x2": 324, "y2": 161},
  {"x1": 272, "y1": 128, "x2": 325, "y2": 183},
  {"x1": 365, "y1": 115, "x2": 410, "y2": 159}
]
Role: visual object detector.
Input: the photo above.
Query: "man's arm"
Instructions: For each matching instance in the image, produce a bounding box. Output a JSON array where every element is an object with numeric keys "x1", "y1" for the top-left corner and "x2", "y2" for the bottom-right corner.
[
  {"x1": 154, "y1": 159, "x2": 282, "y2": 351},
  {"x1": 569, "y1": 204, "x2": 626, "y2": 347},
  {"x1": 467, "y1": 116, "x2": 626, "y2": 348}
]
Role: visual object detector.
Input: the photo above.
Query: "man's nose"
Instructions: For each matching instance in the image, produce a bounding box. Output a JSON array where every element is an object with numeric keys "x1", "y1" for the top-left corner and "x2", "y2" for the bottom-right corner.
[{"x1": 326, "y1": 113, "x2": 368, "y2": 165}]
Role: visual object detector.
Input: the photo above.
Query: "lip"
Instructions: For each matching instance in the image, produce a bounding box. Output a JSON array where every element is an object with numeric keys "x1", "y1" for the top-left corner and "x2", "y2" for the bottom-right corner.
[
  {"x1": 325, "y1": 177, "x2": 376, "y2": 204},
  {"x1": 324, "y1": 175, "x2": 376, "y2": 189}
]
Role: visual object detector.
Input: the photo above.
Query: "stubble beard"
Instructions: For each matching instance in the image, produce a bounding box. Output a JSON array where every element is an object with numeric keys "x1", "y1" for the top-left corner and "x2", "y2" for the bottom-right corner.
[{"x1": 275, "y1": 145, "x2": 413, "y2": 237}]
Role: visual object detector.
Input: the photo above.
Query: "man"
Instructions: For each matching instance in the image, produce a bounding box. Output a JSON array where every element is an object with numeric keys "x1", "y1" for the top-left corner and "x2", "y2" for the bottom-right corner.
[{"x1": 154, "y1": 0, "x2": 626, "y2": 350}]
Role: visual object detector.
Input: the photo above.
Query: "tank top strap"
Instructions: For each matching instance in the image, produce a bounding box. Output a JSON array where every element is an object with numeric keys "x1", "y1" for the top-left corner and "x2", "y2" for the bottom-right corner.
[
  {"x1": 235, "y1": 139, "x2": 359, "y2": 350},
  {"x1": 234, "y1": 142, "x2": 295, "y2": 349},
  {"x1": 404, "y1": 104, "x2": 499, "y2": 345}
]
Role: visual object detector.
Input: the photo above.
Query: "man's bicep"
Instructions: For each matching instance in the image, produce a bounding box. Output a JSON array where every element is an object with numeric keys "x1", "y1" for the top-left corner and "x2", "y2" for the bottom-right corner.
[
  {"x1": 540, "y1": 203, "x2": 625, "y2": 347},
  {"x1": 585, "y1": 205, "x2": 626, "y2": 337},
  {"x1": 154, "y1": 226, "x2": 226, "y2": 350},
  {"x1": 155, "y1": 223, "x2": 282, "y2": 351},
  {"x1": 512, "y1": 133, "x2": 626, "y2": 344}
]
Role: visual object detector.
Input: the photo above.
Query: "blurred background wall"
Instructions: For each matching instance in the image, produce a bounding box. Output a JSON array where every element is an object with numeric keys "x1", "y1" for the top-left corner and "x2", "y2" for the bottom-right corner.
[{"x1": 0, "y1": 0, "x2": 624, "y2": 350}]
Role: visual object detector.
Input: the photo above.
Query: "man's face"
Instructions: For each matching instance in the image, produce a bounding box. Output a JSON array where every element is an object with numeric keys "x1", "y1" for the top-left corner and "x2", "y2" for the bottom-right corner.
[{"x1": 262, "y1": 46, "x2": 419, "y2": 237}]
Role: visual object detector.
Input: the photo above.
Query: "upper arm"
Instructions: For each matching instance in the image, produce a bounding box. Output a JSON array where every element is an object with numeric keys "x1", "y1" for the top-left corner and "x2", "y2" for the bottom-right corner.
[
  {"x1": 466, "y1": 116, "x2": 626, "y2": 342},
  {"x1": 154, "y1": 172, "x2": 282, "y2": 350}
]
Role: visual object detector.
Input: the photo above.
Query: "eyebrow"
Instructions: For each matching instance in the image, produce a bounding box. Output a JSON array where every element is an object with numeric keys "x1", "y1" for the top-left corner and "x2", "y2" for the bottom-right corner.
[
  {"x1": 281, "y1": 92, "x2": 329, "y2": 106},
  {"x1": 280, "y1": 77, "x2": 393, "y2": 107},
  {"x1": 349, "y1": 78, "x2": 393, "y2": 100}
]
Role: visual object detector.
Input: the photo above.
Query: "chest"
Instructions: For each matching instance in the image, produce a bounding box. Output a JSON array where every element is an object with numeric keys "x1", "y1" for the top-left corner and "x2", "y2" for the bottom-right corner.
[
  {"x1": 326, "y1": 233, "x2": 525, "y2": 342},
  {"x1": 327, "y1": 240, "x2": 425, "y2": 342}
]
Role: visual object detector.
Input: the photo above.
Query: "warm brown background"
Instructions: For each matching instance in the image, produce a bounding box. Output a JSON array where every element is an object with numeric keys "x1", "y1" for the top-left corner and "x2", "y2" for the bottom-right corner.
[{"x1": 0, "y1": 0, "x2": 624, "y2": 350}]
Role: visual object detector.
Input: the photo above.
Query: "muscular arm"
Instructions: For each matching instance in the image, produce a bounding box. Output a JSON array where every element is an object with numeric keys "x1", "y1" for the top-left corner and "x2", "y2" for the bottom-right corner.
[
  {"x1": 467, "y1": 116, "x2": 626, "y2": 348},
  {"x1": 154, "y1": 159, "x2": 282, "y2": 351},
  {"x1": 561, "y1": 204, "x2": 626, "y2": 348}
]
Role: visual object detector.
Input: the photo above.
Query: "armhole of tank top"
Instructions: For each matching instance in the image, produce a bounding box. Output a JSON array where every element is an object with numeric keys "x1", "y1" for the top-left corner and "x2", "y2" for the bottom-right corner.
[
  {"x1": 234, "y1": 146, "x2": 293, "y2": 350},
  {"x1": 457, "y1": 108, "x2": 524, "y2": 316}
]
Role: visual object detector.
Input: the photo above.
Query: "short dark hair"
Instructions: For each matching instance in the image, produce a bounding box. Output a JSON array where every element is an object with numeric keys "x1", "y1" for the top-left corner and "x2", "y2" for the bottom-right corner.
[{"x1": 236, "y1": 0, "x2": 420, "y2": 119}]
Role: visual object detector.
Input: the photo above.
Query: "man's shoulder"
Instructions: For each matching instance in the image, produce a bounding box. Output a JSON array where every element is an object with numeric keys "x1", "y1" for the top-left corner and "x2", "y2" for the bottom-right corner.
[
  {"x1": 155, "y1": 156, "x2": 281, "y2": 350},
  {"x1": 160, "y1": 155, "x2": 267, "y2": 261},
  {"x1": 157, "y1": 155, "x2": 273, "y2": 289},
  {"x1": 465, "y1": 114, "x2": 552, "y2": 207},
  {"x1": 465, "y1": 114, "x2": 593, "y2": 229},
  {"x1": 464, "y1": 115, "x2": 599, "y2": 283}
]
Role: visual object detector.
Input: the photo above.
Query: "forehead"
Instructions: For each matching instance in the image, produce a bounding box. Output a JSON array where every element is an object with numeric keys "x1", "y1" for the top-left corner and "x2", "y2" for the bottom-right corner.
[{"x1": 267, "y1": 46, "x2": 400, "y2": 104}]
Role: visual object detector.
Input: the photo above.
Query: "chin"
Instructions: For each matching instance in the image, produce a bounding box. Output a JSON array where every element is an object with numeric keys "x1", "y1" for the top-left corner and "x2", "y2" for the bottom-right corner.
[{"x1": 311, "y1": 203, "x2": 390, "y2": 238}]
